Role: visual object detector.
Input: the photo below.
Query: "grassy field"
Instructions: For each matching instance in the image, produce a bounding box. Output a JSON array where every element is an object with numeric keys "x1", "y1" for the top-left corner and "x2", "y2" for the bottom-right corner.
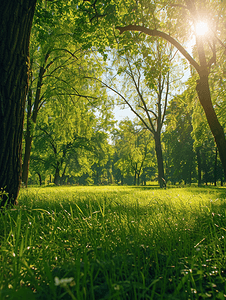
[{"x1": 0, "y1": 185, "x2": 226, "y2": 299}]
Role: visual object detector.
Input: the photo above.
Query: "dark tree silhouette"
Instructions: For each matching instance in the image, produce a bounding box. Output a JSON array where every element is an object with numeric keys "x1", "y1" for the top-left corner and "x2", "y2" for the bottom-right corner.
[{"x1": 0, "y1": 0, "x2": 37, "y2": 206}]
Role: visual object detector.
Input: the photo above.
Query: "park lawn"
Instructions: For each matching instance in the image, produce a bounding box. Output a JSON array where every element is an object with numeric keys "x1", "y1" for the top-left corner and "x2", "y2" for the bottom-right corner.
[{"x1": 0, "y1": 185, "x2": 226, "y2": 299}]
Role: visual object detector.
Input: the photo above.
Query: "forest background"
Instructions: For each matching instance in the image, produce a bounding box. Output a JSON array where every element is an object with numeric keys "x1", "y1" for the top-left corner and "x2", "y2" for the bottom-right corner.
[
  {"x1": 23, "y1": 0, "x2": 226, "y2": 190},
  {"x1": 1, "y1": 0, "x2": 226, "y2": 205}
]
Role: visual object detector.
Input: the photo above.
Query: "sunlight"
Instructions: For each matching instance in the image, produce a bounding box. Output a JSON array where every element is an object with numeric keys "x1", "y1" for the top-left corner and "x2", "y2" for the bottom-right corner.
[
  {"x1": 195, "y1": 21, "x2": 209, "y2": 36},
  {"x1": 185, "y1": 20, "x2": 210, "y2": 56}
]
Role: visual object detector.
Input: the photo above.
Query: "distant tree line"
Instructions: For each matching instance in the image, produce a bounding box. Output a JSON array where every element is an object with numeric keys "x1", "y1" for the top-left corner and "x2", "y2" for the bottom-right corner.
[{"x1": 27, "y1": 106, "x2": 224, "y2": 187}]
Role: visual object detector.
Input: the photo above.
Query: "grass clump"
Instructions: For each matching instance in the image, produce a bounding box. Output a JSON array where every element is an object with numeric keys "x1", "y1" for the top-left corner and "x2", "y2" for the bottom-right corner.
[{"x1": 0, "y1": 185, "x2": 226, "y2": 299}]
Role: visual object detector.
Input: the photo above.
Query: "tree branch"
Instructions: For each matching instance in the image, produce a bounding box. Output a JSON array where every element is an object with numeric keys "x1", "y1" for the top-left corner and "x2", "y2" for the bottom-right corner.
[
  {"x1": 207, "y1": 39, "x2": 216, "y2": 70},
  {"x1": 85, "y1": 76, "x2": 154, "y2": 132},
  {"x1": 124, "y1": 57, "x2": 156, "y2": 133},
  {"x1": 138, "y1": 105, "x2": 157, "y2": 119},
  {"x1": 116, "y1": 25, "x2": 201, "y2": 73},
  {"x1": 161, "y1": 72, "x2": 170, "y2": 129}
]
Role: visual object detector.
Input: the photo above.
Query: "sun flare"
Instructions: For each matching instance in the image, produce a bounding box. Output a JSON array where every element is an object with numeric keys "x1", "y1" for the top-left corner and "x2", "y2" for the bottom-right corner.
[{"x1": 195, "y1": 21, "x2": 209, "y2": 36}]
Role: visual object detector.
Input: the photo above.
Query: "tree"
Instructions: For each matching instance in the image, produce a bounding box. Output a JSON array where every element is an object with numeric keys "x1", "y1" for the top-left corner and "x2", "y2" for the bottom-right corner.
[
  {"x1": 97, "y1": 38, "x2": 176, "y2": 187},
  {"x1": 163, "y1": 91, "x2": 196, "y2": 185},
  {"x1": 22, "y1": 34, "x2": 106, "y2": 186},
  {"x1": 0, "y1": 0, "x2": 37, "y2": 206},
  {"x1": 32, "y1": 123, "x2": 94, "y2": 185},
  {"x1": 116, "y1": 0, "x2": 226, "y2": 178},
  {"x1": 112, "y1": 119, "x2": 155, "y2": 185},
  {"x1": 22, "y1": 0, "x2": 107, "y2": 187},
  {"x1": 91, "y1": 132, "x2": 114, "y2": 185},
  {"x1": 192, "y1": 94, "x2": 224, "y2": 186},
  {"x1": 29, "y1": 84, "x2": 113, "y2": 185}
]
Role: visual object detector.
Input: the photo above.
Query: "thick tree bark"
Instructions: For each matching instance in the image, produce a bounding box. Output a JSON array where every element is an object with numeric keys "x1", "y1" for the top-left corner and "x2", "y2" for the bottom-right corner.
[{"x1": 0, "y1": 0, "x2": 37, "y2": 207}]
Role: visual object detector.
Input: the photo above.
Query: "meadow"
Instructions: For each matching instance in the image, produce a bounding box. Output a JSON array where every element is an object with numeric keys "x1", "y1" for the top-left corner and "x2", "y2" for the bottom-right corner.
[{"x1": 0, "y1": 185, "x2": 226, "y2": 299}]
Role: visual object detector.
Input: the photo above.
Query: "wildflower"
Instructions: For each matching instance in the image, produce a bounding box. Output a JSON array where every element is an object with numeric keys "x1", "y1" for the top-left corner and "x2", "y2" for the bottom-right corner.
[{"x1": 54, "y1": 276, "x2": 74, "y2": 287}]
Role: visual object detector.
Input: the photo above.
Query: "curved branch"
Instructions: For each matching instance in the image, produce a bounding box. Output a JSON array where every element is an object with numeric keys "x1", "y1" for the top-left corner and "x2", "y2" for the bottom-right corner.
[
  {"x1": 116, "y1": 25, "x2": 201, "y2": 73},
  {"x1": 49, "y1": 48, "x2": 82, "y2": 60}
]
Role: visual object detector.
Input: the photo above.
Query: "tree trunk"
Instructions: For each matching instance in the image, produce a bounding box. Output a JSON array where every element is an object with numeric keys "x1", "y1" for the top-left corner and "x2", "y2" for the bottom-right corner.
[
  {"x1": 0, "y1": 0, "x2": 37, "y2": 207},
  {"x1": 60, "y1": 165, "x2": 67, "y2": 185},
  {"x1": 196, "y1": 148, "x2": 202, "y2": 187},
  {"x1": 202, "y1": 152, "x2": 208, "y2": 185},
  {"x1": 196, "y1": 76, "x2": 226, "y2": 180},
  {"x1": 214, "y1": 147, "x2": 218, "y2": 186},
  {"x1": 37, "y1": 172, "x2": 42, "y2": 186},
  {"x1": 22, "y1": 83, "x2": 32, "y2": 187},
  {"x1": 188, "y1": 164, "x2": 192, "y2": 185},
  {"x1": 54, "y1": 163, "x2": 60, "y2": 185},
  {"x1": 96, "y1": 171, "x2": 99, "y2": 185},
  {"x1": 22, "y1": 62, "x2": 47, "y2": 186},
  {"x1": 154, "y1": 133, "x2": 165, "y2": 188},
  {"x1": 143, "y1": 173, "x2": 146, "y2": 186},
  {"x1": 22, "y1": 118, "x2": 33, "y2": 187},
  {"x1": 134, "y1": 170, "x2": 137, "y2": 185}
]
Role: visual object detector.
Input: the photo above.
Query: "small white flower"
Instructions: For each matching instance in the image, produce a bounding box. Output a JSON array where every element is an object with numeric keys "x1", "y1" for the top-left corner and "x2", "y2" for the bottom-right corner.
[
  {"x1": 54, "y1": 276, "x2": 74, "y2": 287},
  {"x1": 55, "y1": 277, "x2": 60, "y2": 286}
]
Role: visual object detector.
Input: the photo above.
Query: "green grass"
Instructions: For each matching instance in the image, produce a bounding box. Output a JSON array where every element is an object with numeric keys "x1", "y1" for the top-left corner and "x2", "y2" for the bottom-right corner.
[{"x1": 0, "y1": 185, "x2": 226, "y2": 299}]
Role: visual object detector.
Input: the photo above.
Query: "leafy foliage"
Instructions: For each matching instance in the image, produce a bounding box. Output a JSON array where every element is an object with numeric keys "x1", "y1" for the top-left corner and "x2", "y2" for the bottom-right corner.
[{"x1": 112, "y1": 119, "x2": 156, "y2": 185}]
